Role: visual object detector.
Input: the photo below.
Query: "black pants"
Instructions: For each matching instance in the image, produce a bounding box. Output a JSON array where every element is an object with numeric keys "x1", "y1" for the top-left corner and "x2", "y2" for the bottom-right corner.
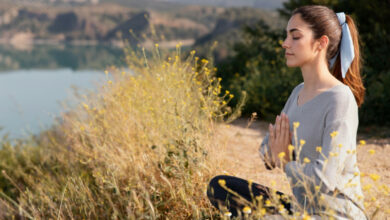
[{"x1": 207, "y1": 175, "x2": 294, "y2": 218}]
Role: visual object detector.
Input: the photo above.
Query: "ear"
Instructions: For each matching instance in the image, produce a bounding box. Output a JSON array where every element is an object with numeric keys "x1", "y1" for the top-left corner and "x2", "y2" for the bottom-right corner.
[{"x1": 318, "y1": 35, "x2": 329, "y2": 51}]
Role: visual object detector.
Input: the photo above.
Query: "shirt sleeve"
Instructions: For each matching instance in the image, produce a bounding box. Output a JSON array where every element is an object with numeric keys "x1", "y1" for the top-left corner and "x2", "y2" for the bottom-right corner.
[
  {"x1": 284, "y1": 92, "x2": 358, "y2": 194},
  {"x1": 259, "y1": 133, "x2": 274, "y2": 170}
]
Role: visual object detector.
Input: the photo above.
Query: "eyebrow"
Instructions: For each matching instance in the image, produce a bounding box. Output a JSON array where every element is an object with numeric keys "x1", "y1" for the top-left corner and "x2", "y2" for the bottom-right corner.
[{"x1": 285, "y1": 28, "x2": 301, "y2": 33}]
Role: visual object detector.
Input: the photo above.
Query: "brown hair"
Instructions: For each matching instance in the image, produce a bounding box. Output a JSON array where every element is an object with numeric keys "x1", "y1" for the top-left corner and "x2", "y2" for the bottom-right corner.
[{"x1": 292, "y1": 5, "x2": 365, "y2": 107}]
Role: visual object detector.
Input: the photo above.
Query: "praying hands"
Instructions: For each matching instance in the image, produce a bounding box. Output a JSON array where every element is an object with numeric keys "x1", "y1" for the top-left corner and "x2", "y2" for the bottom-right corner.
[{"x1": 267, "y1": 112, "x2": 293, "y2": 169}]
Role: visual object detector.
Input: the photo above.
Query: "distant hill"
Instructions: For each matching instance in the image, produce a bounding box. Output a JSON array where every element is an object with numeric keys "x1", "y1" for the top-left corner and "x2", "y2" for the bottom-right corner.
[
  {"x1": 191, "y1": 7, "x2": 285, "y2": 63},
  {"x1": 153, "y1": 0, "x2": 286, "y2": 10},
  {"x1": 0, "y1": 0, "x2": 286, "y2": 65},
  {"x1": 1, "y1": 0, "x2": 287, "y2": 10}
]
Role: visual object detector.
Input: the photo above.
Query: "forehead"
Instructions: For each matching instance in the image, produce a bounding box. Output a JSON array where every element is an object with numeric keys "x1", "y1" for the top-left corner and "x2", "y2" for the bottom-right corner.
[{"x1": 286, "y1": 14, "x2": 311, "y2": 33}]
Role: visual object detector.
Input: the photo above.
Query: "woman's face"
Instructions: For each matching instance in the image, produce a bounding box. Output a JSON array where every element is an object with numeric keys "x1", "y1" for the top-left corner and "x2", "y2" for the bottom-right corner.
[{"x1": 282, "y1": 13, "x2": 320, "y2": 67}]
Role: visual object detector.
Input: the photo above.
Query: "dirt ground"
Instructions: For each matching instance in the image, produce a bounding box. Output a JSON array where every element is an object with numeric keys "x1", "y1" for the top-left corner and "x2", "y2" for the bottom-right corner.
[{"x1": 208, "y1": 117, "x2": 390, "y2": 218}]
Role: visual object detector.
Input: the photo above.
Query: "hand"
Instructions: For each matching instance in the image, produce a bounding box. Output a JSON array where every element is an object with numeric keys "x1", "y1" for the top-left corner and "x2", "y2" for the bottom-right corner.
[{"x1": 269, "y1": 112, "x2": 292, "y2": 168}]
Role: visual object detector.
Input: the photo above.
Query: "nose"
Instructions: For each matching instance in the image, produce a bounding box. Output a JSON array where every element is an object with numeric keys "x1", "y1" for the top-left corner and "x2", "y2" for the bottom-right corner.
[{"x1": 282, "y1": 37, "x2": 290, "y2": 49}]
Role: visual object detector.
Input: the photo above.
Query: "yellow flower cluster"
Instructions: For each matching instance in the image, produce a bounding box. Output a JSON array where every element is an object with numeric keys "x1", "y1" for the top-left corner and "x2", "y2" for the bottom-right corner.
[{"x1": 330, "y1": 131, "x2": 338, "y2": 138}]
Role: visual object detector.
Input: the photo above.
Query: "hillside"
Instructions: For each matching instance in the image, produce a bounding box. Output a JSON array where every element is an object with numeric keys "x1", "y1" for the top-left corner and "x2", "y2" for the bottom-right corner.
[
  {"x1": 1, "y1": 0, "x2": 287, "y2": 10},
  {"x1": 0, "y1": 2, "x2": 284, "y2": 51}
]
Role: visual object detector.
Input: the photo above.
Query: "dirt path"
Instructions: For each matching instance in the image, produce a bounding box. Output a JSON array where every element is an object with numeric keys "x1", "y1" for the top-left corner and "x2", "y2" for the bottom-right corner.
[{"x1": 209, "y1": 117, "x2": 390, "y2": 216}]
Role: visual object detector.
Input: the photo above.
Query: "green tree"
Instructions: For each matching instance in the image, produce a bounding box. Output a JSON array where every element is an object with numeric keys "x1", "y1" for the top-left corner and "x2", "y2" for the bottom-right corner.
[{"x1": 217, "y1": 20, "x2": 301, "y2": 121}]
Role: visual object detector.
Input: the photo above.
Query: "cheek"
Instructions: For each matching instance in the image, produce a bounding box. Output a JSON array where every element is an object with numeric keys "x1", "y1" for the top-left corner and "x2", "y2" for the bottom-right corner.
[
  {"x1": 286, "y1": 40, "x2": 313, "y2": 66},
  {"x1": 294, "y1": 40, "x2": 308, "y2": 52},
  {"x1": 294, "y1": 40, "x2": 314, "y2": 58}
]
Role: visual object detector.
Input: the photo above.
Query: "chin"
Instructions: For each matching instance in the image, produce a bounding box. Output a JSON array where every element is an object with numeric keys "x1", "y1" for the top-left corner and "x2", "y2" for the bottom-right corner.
[{"x1": 285, "y1": 59, "x2": 300, "y2": 67}]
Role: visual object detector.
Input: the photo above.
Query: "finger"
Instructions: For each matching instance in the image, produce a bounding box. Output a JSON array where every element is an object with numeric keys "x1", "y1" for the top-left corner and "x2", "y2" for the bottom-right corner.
[
  {"x1": 276, "y1": 115, "x2": 281, "y2": 140},
  {"x1": 280, "y1": 114, "x2": 286, "y2": 143},
  {"x1": 283, "y1": 113, "x2": 290, "y2": 142}
]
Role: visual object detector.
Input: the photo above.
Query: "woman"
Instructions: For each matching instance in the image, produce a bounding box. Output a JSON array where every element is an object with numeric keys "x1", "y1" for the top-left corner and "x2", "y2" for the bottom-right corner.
[{"x1": 207, "y1": 5, "x2": 368, "y2": 219}]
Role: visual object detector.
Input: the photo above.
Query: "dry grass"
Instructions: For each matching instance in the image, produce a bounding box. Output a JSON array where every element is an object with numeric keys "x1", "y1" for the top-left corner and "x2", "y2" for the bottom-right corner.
[{"x1": 0, "y1": 42, "x2": 237, "y2": 219}]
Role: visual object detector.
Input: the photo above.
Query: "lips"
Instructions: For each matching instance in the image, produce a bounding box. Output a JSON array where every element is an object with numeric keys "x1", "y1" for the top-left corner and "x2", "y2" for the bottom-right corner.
[{"x1": 285, "y1": 52, "x2": 294, "y2": 56}]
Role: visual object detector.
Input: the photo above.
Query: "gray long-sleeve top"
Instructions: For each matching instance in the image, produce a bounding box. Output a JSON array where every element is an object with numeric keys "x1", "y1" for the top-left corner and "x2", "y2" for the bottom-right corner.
[{"x1": 259, "y1": 82, "x2": 368, "y2": 219}]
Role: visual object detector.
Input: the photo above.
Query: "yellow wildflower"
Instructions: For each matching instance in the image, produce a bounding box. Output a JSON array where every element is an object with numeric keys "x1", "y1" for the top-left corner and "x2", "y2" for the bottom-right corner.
[
  {"x1": 242, "y1": 206, "x2": 251, "y2": 214},
  {"x1": 369, "y1": 173, "x2": 380, "y2": 181},
  {"x1": 260, "y1": 208, "x2": 266, "y2": 216},
  {"x1": 229, "y1": 94, "x2": 234, "y2": 98},
  {"x1": 224, "y1": 212, "x2": 232, "y2": 217},
  {"x1": 278, "y1": 204, "x2": 285, "y2": 212},
  {"x1": 302, "y1": 212, "x2": 311, "y2": 220},
  {"x1": 265, "y1": 199, "x2": 271, "y2": 206},
  {"x1": 293, "y1": 121, "x2": 300, "y2": 128},
  {"x1": 288, "y1": 144, "x2": 295, "y2": 152},
  {"x1": 278, "y1": 152, "x2": 286, "y2": 159},
  {"x1": 359, "y1": 140, "x2": 366, "y2": 145},
  {"x1": 316, "y1": 146, "x2": 322, "y2": 152},
  {"x1": 82, "y1": 103, "x2": 89, "y2": 110},
  {"x1": 218, "y1": 179, "x2": 226, "y2": 187},
  {"x1": 338, "y1": 144, "x2": 343, "y2": 148},
  {"x1": 362, "y1": 184, "x2": 372, "y2": 191},
  {"x1": 225, "y1": 90, "x2": 230, "y2": 94},
  {"x1": 256, "y1": 195, "x2": 263, "y2": 201},
  {"x1": 300, "y1": 139, "x2": 306, "y2": 146},
  {"x1": 368, "y1": 149, "x2": 375, "y2": 155},
  {"x1": 330, "y1": 131, "x2": 338, "y2": 138},
  {"x1": 303, "y1": 157, "x2": 310, "y2": 163}
]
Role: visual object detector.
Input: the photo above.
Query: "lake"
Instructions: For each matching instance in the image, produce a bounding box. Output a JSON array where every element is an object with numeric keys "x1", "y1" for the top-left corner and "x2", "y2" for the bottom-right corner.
[{"x1": 0, "y1": 44, "x2": 125, "y2": 140}]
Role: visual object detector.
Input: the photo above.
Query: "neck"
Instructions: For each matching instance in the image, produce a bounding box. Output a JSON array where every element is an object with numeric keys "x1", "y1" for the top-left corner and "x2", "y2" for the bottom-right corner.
[{"x1": 300, "y1": 58, "x2": 338, "y2": 91}]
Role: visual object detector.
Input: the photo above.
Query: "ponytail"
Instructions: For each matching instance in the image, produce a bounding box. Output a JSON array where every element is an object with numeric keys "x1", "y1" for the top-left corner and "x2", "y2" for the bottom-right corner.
[{"x1": 330, "y1": 15, "x2": 365, "y2": 107}]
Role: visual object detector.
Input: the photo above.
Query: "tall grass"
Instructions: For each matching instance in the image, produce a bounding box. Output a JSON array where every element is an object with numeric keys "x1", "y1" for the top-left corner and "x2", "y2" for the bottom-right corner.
[{"x1": 0, "y1": 42, "x2": 242, "y2": 219}]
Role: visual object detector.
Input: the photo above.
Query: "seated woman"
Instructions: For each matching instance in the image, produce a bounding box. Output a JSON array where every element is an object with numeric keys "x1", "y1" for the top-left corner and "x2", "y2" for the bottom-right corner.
[{"x1": 207, "y1": 5, "x2": 368, "y2": 219}]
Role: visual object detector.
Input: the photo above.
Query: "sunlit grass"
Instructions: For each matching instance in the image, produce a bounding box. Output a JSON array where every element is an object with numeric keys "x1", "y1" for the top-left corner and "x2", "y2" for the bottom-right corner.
[{"x1": 0, "y1": 41, "x2": 243, "y2": 219}]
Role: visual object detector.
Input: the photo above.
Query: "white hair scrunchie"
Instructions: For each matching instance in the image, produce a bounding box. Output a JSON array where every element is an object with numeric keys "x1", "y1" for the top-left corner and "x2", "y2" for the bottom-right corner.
[{"x1": 328, "y1": 12, "x2": 355, "y2": 79}]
